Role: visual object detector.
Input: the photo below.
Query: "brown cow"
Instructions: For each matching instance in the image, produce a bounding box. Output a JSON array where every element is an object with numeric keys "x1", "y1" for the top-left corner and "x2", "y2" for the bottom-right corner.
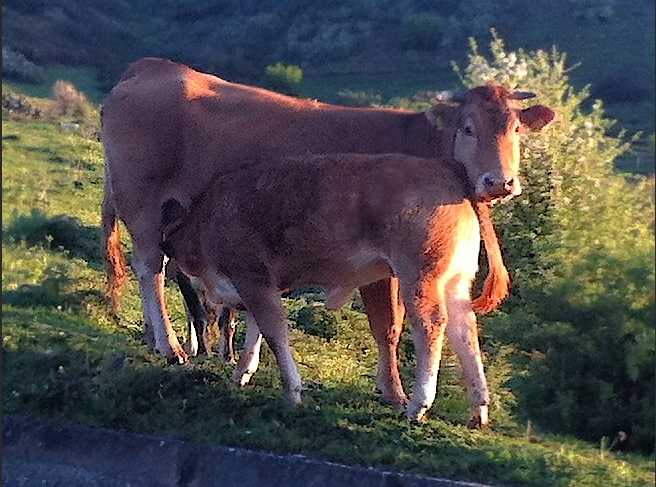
[
  {"x1": 101, "y1": 58, "x2": 555, "y2": 408},
  {"x1": 159, "y1": 152, "x2": 509, "y2": 423}
]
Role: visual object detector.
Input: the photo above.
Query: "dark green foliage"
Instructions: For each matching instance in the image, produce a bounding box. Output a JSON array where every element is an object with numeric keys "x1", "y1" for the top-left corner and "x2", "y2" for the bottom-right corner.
[
  {"x1": 289, "y1": 302, "x2": 339, "y2": 341},
  {"x1": 4, "y1": 209, "x2": 102, "y2": 265},
  {"x1": 261, "y1": 63, "x2": 304, "y2": 96},
  {"x1": 401, "y1": 13, "x2": 445, "y2": 51}
]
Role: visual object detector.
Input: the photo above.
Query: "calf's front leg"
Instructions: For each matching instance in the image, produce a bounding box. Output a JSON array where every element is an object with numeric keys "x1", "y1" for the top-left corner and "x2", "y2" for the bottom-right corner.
[
  {"x1": 445, "y1": 279, "x2": 490, "y2": 428},
  {"x1": 239, "y1": 289, "x2": 302, "y2": 405}
]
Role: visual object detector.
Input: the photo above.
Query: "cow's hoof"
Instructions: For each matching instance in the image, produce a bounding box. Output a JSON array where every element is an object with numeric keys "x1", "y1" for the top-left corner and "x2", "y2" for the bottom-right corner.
[
  {"x1": 403, "y1": 402, "x2": 429, "y2": 423},
  {"x1": 166, "y1": 352, "x2": 188, "y2": 365},
  {"x1": 233, "y1": 369, "x2": 255, "y2": 386},
  {"x1": 163, "y1": 343, "x2": 189, "y2": 365}
]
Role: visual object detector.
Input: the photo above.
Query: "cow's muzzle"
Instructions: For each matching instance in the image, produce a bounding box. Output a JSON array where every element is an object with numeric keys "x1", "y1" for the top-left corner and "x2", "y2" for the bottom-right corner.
[{"x1": 477, "y1": 173, "x2": 521, "y2": 203}]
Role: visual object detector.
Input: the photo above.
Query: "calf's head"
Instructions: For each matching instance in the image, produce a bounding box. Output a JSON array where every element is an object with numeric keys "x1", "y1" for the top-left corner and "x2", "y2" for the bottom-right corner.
[{"x1": 426, "y1": 84, "x2": 555, "y2": 203}]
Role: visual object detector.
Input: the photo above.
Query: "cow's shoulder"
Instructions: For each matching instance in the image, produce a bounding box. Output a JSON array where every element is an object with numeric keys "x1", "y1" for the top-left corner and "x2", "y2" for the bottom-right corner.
[{"x1": 118, "y1": 57, "x2": 191, "y2": 83}]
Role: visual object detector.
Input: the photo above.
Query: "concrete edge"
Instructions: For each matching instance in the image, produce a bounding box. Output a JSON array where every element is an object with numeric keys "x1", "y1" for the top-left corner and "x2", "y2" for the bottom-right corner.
[{"x1": 2, "y1": 414, "x2": 497, "y2": 487}]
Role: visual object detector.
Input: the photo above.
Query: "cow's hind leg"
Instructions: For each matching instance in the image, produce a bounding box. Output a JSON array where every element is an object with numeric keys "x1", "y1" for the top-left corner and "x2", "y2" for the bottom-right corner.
[
  {"x1": 132, "y1": 241, "x2": 188, "y2": 364},
  {"x1": 218, "y1": 307, "x2": 238, "y2": 362},
  {"x1": 233, "y1": 313, "x2": 262, "y2": 385},
  {"x1": 360, "y1": 278, "x2": 408, "y2": 408},
  {"x1": 445, "y1": 276, "x2": 490, "y2": 428},
  {"x1": 172, "y1": 268, "x2": 211, "y2": 357}
]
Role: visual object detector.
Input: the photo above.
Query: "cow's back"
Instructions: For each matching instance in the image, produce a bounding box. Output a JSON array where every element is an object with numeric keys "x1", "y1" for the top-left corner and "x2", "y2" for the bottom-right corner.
[{"x1": 102, "y1": 58, "x2": 429, "y2": 219}]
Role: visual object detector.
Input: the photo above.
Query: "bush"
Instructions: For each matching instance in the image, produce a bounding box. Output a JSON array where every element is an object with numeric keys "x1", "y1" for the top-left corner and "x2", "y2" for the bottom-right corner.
[
  {"x1": 2, "y1": 91, "x2": 44, "y2": 118},
  {"x1": 289, "y1": 302, "x2": 339, "y2": 341},
  {"x1": 337, "y1": 90, "x2": 384, "y2": 107},
  {"x1": 260, "y1": 63, "x2": 303, "y2": 95},
  {"x1": 455, "y1": 31, "x2": 655, "y2": 454},
  {"x1": 49, "y1": 80, "x2": 94, "y2": 119},
  {"x1": 4, "y1": 209, "x2": 102, "y2": 265}
]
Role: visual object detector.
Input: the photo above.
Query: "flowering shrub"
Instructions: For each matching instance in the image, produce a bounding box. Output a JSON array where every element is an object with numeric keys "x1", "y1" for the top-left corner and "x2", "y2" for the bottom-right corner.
[{"x1": 455, "y1": 31, "x2": 654, "y2": 454}]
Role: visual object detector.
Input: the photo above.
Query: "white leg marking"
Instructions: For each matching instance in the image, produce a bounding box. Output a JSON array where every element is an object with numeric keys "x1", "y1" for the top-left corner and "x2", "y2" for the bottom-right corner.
[
  {"x1": 445, "y1": 275, "x2": 490, "y2": 426},
  {"x1": 133, "y1": 258, "x2": 185, "y2": 363},
  {"x1": 233, "y1": 313, "x2": 262, "y2": 386},
  {"x1": 181, "y1": 297, "x2": 200, "y2": 357},
  {"x1": 404, "y1": 319, "x2": 444, "y2": 422}
]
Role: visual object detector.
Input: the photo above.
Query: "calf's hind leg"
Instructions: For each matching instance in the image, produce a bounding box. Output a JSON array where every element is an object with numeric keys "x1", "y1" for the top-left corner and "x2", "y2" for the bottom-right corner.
[
  {"x1": 233, "y1": 313, "x2": 263, "y2": 386},
  {"x1": 360, "y1": 278, "x2": 408, "y2": 407}
]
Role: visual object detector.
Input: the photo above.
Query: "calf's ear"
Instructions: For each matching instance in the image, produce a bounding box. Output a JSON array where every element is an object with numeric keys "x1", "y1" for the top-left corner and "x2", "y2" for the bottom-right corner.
[{"x1": 519, "y1": 105, "x2": 556, "y2": 132}]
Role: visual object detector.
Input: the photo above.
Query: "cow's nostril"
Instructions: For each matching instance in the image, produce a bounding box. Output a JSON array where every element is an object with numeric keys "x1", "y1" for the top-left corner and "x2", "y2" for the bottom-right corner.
[
  {"x1": 504, "y1": 178, "x2": 515, "y2": 191},
  {"x1": 483, "y1": 175, "x2": 496, "y2": 188}
]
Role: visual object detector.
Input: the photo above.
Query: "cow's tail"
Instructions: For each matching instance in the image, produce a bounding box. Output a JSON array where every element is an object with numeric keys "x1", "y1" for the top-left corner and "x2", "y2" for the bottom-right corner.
[
  {"x1": 471, "y1": 202, "x2": 511, "y2": 314},
  {"x1": 102, "y1": 193, "x2": 128, "y2": 311}
]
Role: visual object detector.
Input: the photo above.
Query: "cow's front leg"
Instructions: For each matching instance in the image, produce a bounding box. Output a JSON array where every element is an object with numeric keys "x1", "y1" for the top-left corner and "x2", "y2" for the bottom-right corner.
[
  {"x1": 360, "y1": 278, "x2": 408, "y2": 408},
  {"x1": 132, "y1": 251, "x2": 188, "y2": 364},
  {"x1": 233, "y1": 313, "x2": 262, "y2": 385},
  {"x1": 445, "y1": 278, "x2": 490, "y2": 428}
]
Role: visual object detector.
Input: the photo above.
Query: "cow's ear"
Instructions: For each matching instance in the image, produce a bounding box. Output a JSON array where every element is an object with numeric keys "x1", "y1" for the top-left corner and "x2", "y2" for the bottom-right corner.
[
  {"x1": 518, "y1": 105, "x2": 556, "y2": 133},
  {"x1": 425, "y1": 105, "x2": 450, "y2": 130}
]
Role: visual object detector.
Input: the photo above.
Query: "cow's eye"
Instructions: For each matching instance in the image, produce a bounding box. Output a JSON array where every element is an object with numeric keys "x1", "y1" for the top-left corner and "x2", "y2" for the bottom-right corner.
[{"x1": 462, "y1": 122, "x2": 475, "y2": 137}]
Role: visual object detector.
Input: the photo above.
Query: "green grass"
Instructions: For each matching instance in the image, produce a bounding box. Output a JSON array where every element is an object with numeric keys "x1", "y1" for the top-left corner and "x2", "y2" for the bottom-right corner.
[{"x1": 2, "y1": 104, "x2": 654, "y2": 487}]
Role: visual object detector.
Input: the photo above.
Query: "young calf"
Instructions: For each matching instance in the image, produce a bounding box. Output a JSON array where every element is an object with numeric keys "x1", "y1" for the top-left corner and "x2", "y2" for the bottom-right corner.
[{"x1": 160, "y1": 152, "x2": 509, "y2": 423}]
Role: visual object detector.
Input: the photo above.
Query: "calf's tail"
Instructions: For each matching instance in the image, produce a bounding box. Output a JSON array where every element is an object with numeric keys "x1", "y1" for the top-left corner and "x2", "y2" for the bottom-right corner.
[
  {"x1": 102, "y1": 195, "x2": 128, "y2": 310},
  {"x1": 471, "y1": 202, "x2": 510, "y2": 314}
]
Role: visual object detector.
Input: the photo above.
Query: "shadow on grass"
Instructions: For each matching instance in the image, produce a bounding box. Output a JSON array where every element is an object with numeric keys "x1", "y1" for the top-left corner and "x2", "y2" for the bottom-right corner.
[
  {"x1": 3, "y1": 209, "x2": 104, "y2": 268},
  {"x1": 1, "y1": 303, "x2": 581, "y2": 487},
  {"x1": 2, "y1": 264, "x2": 106, "y2": 310}
]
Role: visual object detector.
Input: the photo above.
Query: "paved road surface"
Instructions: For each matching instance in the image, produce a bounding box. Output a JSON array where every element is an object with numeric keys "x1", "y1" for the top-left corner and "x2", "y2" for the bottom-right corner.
[{"x1": 3, "y1": 414, "x2": 500, "y2": 487}]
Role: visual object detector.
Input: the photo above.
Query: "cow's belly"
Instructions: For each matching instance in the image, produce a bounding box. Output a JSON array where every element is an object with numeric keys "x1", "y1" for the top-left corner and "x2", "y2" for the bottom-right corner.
[
  {"x1": 282, "y1": 247, "x2": 393, "y2": 309},
  {"x1": 201, "y1": 247, "x2": 392, "y2": 311}
]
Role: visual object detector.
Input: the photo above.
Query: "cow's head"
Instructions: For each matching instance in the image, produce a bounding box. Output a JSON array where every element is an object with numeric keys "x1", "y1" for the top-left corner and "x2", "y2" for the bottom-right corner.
[{"x1": 425, "y1": 84, "x2": 555, "y2": 203}]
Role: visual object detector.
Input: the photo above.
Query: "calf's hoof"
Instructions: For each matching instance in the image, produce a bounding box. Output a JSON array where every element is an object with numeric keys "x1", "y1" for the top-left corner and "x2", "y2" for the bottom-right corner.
[
  {"x1": 467, "y1": 405, "x2": 490, "y2": 429},
  {"x1": 285, "y1": 388, "x2": 302, "y2": 406},
  {"x1": 379, "y1": 391, "x2": 409, "y2": 409},
  {"x1": 182, "y1": 340, "x2": 199, "y2": 358}
]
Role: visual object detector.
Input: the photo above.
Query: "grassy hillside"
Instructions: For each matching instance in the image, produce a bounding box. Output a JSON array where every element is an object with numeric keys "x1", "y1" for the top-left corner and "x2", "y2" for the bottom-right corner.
[{"x1": 2, "y1": 90, "x2": 655, "y2": 486}]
